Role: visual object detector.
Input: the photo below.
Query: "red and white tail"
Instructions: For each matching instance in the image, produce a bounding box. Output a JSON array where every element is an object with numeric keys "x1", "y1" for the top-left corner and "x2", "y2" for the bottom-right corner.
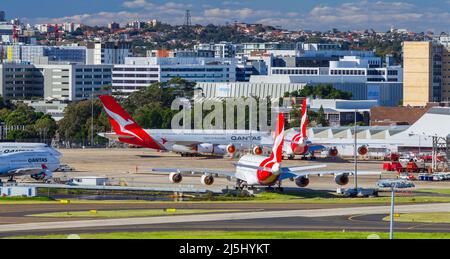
[
  {"x1": 300, "y1": 98, "x2": 308, "y2": 139},
  {"x1": 99, "y1": 95, "x2": 161, "y2": 150},
  {"x1": 271, "y1": 113, "x2": 285, "y2": 163}
]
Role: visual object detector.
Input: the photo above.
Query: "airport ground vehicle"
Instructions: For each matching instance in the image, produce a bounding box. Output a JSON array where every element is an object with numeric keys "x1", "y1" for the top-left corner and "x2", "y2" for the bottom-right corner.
[{"x1": 151, "y1": 113, "x2": 382, "y2": 190}]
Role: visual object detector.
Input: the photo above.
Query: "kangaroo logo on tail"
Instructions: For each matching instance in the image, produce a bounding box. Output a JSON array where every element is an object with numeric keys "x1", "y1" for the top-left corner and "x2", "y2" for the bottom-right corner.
[
  {"x1": 99, "y1": 95, "x2": 162, "y2": 150},
  {"x1": 291, "y1": 99, "x2": 308, "y2": 151},
  {"x1": 257, "y1": 113, "x2": 285, "y2": 184}
]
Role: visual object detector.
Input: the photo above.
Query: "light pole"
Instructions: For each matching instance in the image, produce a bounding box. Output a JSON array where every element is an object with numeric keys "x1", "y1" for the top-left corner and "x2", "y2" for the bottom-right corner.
[
  {"x1": 354, "y1": 109, "x2": 358, "y2": 190},
  {"x1": 389, "y1": 183, "x2": 396, "y2": 240},
  {"x1": 91, "y1": 89, "x2": 94, "y2": 148},
  {"x1": 377, "y1": 179, "x2": 415, "y2": 240}
]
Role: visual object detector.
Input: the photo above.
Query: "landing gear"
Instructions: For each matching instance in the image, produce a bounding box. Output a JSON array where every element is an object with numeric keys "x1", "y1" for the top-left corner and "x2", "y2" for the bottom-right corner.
[
  {"x1": 7, "y1": 176, "x2": 16, "y2": 183},
  {"x1": 282, "y1": 152, "x2": 295, "y2": 160},
  {"x1": 235, "y1": 179, "x2": 247, "y2": 191},
  {"x1": 275, "y1": 181, "x2": 284, "y2": 192}
]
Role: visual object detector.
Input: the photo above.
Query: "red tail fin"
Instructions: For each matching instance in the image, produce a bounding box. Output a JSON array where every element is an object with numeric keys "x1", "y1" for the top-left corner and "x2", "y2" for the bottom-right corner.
[
  {"x1": 272, "y1": 113, "x2": 285, "y2": 163},
  {"x1": 99, "y1": 95, "x2": 161, "y2": 150},
  {"x1": 300, "y1": 99, "x2": 308, "y2": 139}
]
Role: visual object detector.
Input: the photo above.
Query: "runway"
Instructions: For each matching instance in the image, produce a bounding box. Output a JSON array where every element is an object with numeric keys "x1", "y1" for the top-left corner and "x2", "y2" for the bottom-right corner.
[{"x1": 2, "y1": 203, "x2": 450, "y2": 237}]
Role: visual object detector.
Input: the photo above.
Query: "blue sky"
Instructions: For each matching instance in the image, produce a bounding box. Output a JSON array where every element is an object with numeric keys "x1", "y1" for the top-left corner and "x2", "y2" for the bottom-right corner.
[{"x1": 2, "y1": 0, "x2": 449, "y2": 32}]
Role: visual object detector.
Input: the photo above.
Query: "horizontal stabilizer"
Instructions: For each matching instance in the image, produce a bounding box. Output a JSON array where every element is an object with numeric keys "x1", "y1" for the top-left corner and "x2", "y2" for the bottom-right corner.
[{"x1": 98, "y1": 132, "x2": 135, "y2": 140}]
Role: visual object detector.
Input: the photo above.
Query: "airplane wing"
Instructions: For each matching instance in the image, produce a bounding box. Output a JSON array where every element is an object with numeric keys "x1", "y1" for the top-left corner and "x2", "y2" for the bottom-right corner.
[
  {"x1": 150, "y1": 168, "x2": 236, "y2": 178},
  {"x1": 313, "y1": 140, "x2": 404, "y2": 146},
  {"x1": 279, "y1": 169, "x2": 382, "y2": 181},
  {"x1": 283, "y1": 164, "x2": 327, "y2": 172},
  {"x1": 3, "y1": 168, "x2": 43, "y2": 177}
]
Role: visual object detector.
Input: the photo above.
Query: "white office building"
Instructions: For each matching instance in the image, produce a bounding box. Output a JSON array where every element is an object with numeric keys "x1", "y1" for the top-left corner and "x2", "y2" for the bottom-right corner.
[
  {"x1": 250, "y1": 56, "x2": 403, "y2": 106},
  {"x1": 112, "y1": 57, "x2": 236, "y2": 96},
  {"x1": 38, "y1": 64, "x2": 112, "y2": 101},
  {"x1": 86, "y1": 42, "x2": 132, "y2": 65},
  {"x1": 194, "y1": 42, "x2": 236, "y2": 58}
]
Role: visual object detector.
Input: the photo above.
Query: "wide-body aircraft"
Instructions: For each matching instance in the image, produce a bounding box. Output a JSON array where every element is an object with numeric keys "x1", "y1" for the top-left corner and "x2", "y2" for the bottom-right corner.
[
  {"x1": 282, "y1": 99, "x2": 403, "y2": 160},
  {"x1": 99, "y1": 95, "x2": 399, "y2": 160},
  {"x1": 99, "y1": 95, "x2": 271, "y2": 157},
  {"x1": 0, "y1": 151, "x2": 61, "y2": 183},
  {"x1": 0, "y1": 142, "x2": 62, "y2": 158},
  {"x1": 151, "y1": 113, "x2": 381, "y2": 190}
]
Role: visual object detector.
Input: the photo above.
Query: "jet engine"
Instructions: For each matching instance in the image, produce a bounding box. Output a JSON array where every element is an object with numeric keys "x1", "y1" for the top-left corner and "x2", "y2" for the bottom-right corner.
[
  {"x1": 200, "y1": 175, "x2": 215, "y2": 186},
  {"x1": 197, "y1": 143, "x2": 227, "y2": 155},
  {"x1": 358, "y1": 146, "x2": 368, "y2": 156},
  {"x1": 172, "y1": 145, "x2": 196, "y2": 154},
  {"x1": 334, "y1": 173, "x2": 350, "y2": 186},
  {"x1": 227, "y1": 144, "x2": 237, "y2": 155},
  {"x1": 295, "y1": 176, "x2": 310, "y2": 188},
  {"x1": 328, "y1": 148, "x2": 339, "y2": 157},
  {"x1": 169, "y1": 172, "x2": 183, "y2": 184},
  {"x1": 253, "y1": 146, "x2": 263, "y2": 155},
  {"x1": 294, "y1": 144, "x2": 309, "y2": 155}
]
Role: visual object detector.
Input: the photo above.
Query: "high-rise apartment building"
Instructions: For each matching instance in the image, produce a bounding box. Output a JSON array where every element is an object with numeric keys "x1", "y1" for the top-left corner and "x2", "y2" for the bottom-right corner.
[{"x1": 403, "y1": 38, "x2": 450, "y2": 106}]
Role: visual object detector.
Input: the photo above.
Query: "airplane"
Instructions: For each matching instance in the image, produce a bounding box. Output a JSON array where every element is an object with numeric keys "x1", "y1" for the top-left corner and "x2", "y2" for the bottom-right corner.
[
  {"x1": 99, "y1": 95, "x2": 398, "y2": 160},
  {"x1": 0, "y1": 151, "x2": 61, "y2": 184},
  {"x1": 0, "y1": 142, "x2": 62, "y2": 158},
  {"x1": 282, "y1": 99, "x2": 402, "y2": 160},
  {"x1": 283, "y1": 99, "x2": 326, "y2": 160},
  {"x1": 151, "y1": 113, "x2": 381, "y2": 190},
  {"x1": 98, "y1": 95, "x2": 271, "y2": 157}
]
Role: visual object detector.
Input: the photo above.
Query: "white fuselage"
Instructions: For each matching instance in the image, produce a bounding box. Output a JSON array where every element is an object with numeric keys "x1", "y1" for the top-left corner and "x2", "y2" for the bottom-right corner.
[
  {"x1": 145, "y1": 129, "x2": 271, "y2": 151},
  {"x1": 0, "y1": 151, "x2": 61, "y2": 177},
  {"x1": 235, "y1": 155, "x2": 266, "y2": 185},
  {"x1": 235, "y1": 154, "x2": 279, "y2": 186},
  {"x1": 0, "y1": 143, "x2": 62, "y2": 158}
]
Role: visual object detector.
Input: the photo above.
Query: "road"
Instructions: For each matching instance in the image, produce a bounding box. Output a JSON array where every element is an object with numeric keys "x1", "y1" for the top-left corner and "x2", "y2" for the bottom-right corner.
[{"x1": 2, "y1": 203, "x2": 450, "y2": 237}]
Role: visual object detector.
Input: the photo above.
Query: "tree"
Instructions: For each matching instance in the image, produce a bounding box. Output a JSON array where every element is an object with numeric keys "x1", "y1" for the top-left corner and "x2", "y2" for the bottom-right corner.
[
  {"x1": 288, "y1": 84, "x2": 352, "y2": 100},
  {"x1": 34, "y1": 115, "x2": 57, "y2": 141},
  {"x1": 316, "y1": 106, "x2": 329, "y2": 127},
  {"x1": 58, "y1": 100, "x2": 108, "y2": 145}
]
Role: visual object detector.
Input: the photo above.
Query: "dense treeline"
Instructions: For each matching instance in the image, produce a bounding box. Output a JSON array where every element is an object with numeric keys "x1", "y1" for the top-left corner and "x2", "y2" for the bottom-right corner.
[
  {"x1": 285, "y1": 84, "x2": 353, "y2": 100},
  {"x1": 0, "y1": 97, "x2": 57, "y2": 142}
]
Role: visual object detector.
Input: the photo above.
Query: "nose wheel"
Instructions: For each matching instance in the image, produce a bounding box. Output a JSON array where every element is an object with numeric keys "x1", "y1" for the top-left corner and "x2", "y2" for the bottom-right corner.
[{"x1": 275, "y1": 181, "x2": 284, "y2": 192}]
